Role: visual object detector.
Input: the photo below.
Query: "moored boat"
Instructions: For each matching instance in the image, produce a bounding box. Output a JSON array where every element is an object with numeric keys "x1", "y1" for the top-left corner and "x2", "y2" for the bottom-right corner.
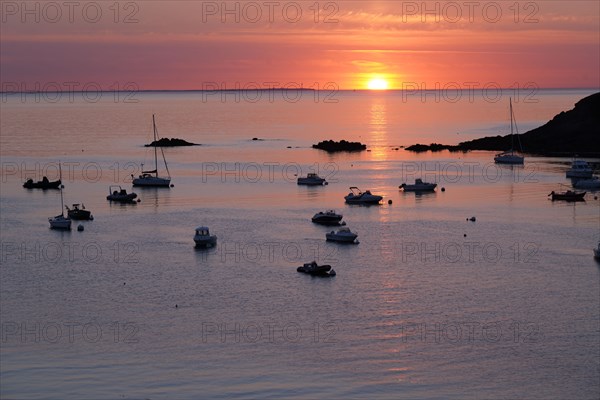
[
  {"x1": 566, "y1": 159, "x2": 593, "y2": 179},
  {"x1": 132, "y1": 115, "x2": 172, "y2": 187},
  {"x1": 311, "y1": 210, "x2": 343, "y2": 225},
  {"x1": 344, "y1": 187, "x2": 382, "y2": 204},
  {"x1": 326, "y1": 227, "x2": 359, "y2": 243},
  {"x1": 23, "y1": 177, "x2": 61, "y2": 189},
  {"x1": 107, "y1": 186, "x2": 138, "y2": 203},
  {"x1": 399, "y1": 178, "x2": 437, "y2": 192},
  {"x1": 297, "y1": 261, "x2": 336, "y2": 277},
  {"x1": 297, "y1": 173, "x2": 327, "y2": 186},
  {"x1": 549, "y1": 190, "x2": 586, "y2": 201},
  {"x1": 573, "y1": 177, "x2": 600, "y2": 190},
  {"x1": 48, "y1": 163, "x2": 71, "y2": 230},
  {"x1": 494, "y1": 98, "x2": 525, "y2": 165},
  {"x1": 194, "y1": 226, "x2": 217, "y2": 248},
  {"x1": 66, "y1": 204, "x2": 93, "y2": 220}
]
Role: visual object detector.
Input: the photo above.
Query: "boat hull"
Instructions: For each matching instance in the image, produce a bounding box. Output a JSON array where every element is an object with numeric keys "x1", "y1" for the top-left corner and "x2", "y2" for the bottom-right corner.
[
  {"x1": 67, "y1": 210, "x2": 92, "y2": 220},
  {"x1": 297, "y1": 263, "x2": 336, "y2": 277},
  {"x1": 344, "y1": 196, "x2": 382, "y2": 204},
  {"x1": 23, "y1": 179, "x2": 61, "y2": 189},
  {"x1": 132, "y1": 176, "x2": 171, "y2": 187},
  {"x1": 49, "y1": 216, "x2": 71, "y2": 230},
  {"x1": 494, "y1": 155, "x2": 524, "y2": 164},
  {"x1": 194, "y1": 236, "x2": 217, "y2": 248},
  {"x1": 400, "y1": 184, "x2": 437, "y2": 192},
  {"x1": 566, "y1": 171, "x2": 593, "y2": 179},
  {"x1": 550, "y1": 191, "x2": 586, "y2": 201},
  {"x1": 326, "y1": 233, "x2": 358, "y2": 243},
  {"x1": 573, "y1": 178, "x2": 600, "y2": 190}
]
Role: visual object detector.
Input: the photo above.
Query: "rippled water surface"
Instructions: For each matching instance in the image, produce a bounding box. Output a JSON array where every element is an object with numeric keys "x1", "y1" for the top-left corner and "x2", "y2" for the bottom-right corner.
[{"x1": 1, "y1": 90, "x2": 599, "y2": 399}]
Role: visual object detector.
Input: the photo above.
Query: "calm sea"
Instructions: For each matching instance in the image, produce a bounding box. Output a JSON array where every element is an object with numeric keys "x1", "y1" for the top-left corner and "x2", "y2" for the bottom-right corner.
[{"x1": 1, "y1": 89, "x2": 599, "y2": 399}]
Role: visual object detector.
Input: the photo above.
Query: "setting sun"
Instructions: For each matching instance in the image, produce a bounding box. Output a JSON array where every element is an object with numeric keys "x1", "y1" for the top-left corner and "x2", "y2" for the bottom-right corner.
[{"x1": 367, "y1": 78, "x2": 389, "y2": 90}]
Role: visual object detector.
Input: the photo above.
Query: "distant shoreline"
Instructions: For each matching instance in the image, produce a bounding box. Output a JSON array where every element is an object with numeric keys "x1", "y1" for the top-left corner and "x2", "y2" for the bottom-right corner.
[{"x1": 1, "y1": 87, "x2": 598, "y2": 94}]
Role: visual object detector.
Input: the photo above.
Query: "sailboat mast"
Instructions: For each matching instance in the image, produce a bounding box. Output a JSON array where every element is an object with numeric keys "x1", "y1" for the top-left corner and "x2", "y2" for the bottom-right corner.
[
  {"x1": 509, "y1": 97, "x2": 514, "y2": 154},
  {"x1": 59, "y1": 162, "x2": 65, "y2": 216},
  {"x1": 152, "y1": 114, "x2": 158, "y2": 178}
]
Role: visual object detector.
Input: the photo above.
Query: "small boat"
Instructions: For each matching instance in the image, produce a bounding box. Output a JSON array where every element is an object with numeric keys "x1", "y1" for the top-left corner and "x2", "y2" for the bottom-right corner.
[
  {"x1": 297, "y1": 173, "x2": 327, "y2": 186},
  {"x1": 312, "y1": 210, "x2": 343, "y2": 225},
  {"x1": 49, "y1": 163, "x2": 71, "y2": 230},
  {"x1": 573, "y1": 177, "x2": 600, "y2": 190},
  {"x1": 549, "y1": 190, "x2": 586, "y2": 201},
  {"x1": 107, "y1": 186, "x2": 138, "y2": 203},
  {"x1": 23, "y1": 176, "x2": 61, "y2": 189},
  {"x1": 594, "y1": 242, "x2": 600, "y2": 259},
  {"x1": 132, "y1": 115, "x2": 172, "y2": 187},
  {"x1": 344, "y1": 187, "x2": 382, "y2": 204},
  {"x1": 326, "y1": 227, "x2": 358, "y2": 243},
  {"x1": 566, "y1": 159, "x2": 593, "y2": 179},
  {"x1": 297, "y1": 261, "x2": 336, "y2": 277},
  {"x1": 194, "y1": 226, "x2": 217, "y2": 248},
  {"x1": 66, "y1": 204, "x2": 93, "y2": 220},
  {"x1": 494, "y1": 98, "x2": 525, "y2": 165},
  {"x1": 399, "y1": 178, "x2": 437, "y2": 192}
]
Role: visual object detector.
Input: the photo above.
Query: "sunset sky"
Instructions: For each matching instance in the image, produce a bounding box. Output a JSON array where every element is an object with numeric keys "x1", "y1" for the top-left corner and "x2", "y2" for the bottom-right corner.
[{"x1": 1, "y1": 1, "x2": 599, "y2": 90}]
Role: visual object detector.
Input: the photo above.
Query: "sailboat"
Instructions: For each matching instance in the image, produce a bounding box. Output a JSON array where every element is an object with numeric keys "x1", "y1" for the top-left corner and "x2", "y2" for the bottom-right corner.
[
  {"x1": 48, "y1": 163, "x2": 71, "y2": 230},
  {"x1": 494, "y1": 98, "x2": 524, "y2": 165},
  {"x1": 132, "y1": 115, "x2": 172, "y2": 187}
]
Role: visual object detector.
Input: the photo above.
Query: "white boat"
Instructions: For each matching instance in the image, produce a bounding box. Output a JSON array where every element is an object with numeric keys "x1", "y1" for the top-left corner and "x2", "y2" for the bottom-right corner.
[
  {"x1": 573, "y1": 177, "x2": 600, "y2": 189},
  {"x1": 194, "y1": 226, "x2": 217, "y2": 248},
  {"x1": 49, "y1": 163, "x2": 71, "y2": 230},
  {"x1": 399, "y1": 178, "x2": 437, "y2": 192},
  {"x1": 566, "y1": 159, "x2": 593, "y2": 179},
  {"x1": 311, "y1": 210, "x2": 343, "y2": 225},
  {"x1": 494, "y1": 98, "x2": 524, "y2": 165},
  {"x1": 132, "y1": 115, "x2": 172, "y2": 187},
  {"x1": 326, "y1": 227, "x2": 358, "y2": 243},
  {"x1": 344, "y1": 187, "x2": 382, "y2": 204},
  {"x1": 297, "y1": 173, "x2": 327, "y2": 186}
]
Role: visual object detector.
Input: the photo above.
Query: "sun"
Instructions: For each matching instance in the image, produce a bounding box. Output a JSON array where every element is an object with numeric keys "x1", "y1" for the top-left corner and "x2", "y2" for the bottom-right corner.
[{"x1": 367, "y1": 78, "x2": 389, "y2": 90}]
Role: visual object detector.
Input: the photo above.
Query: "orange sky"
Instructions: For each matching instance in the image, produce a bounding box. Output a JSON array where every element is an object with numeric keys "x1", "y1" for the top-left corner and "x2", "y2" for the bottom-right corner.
[{"x1": 1, "y1": 1, "x2": 599, "y2": 90}]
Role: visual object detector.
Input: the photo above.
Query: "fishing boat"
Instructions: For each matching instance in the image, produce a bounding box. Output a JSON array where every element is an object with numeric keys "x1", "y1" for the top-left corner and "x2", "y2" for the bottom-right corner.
[
  {"x1": 344, "y1": 187, "x2": 382, "y2": 204},
  {"x1": 548, "y1": 190, "x2": 586, "y2": 201},
  {"x1": 297, "y1": 173, "x2": 327, "y2": 186},
  {"x1": 132, "y1": 115, "x2": 172, "y2": 187},
  {"x1": 566, "y1": 159, "x2": 593, "y2": 179},
  {"x1": 494, "y1": 98, "x2": 524, "y2": 164},
  {"x1": 297, "y1": 261, "x2": 336, "y2": 277},
  {"x1": 193, "y1": 226, "x2": 217, "y2": 248},
  {"x1": 399, "y1": 178, "x2": 437, "y2": 192},
  {"x1": 23, "y1": 176, "x2": 61, "y2": 189},
  {"x1": 107, "y1": 186, "x2": 138, "y2": 203},
  {"x1": 311, "y1": 210, "x2": 343, "y2": 225},
  {"x1": 48, "y1": 164, "x2": 71, "y2": 230},
  {"x1": 66, "y1": 204, "x2": 93, "y2": 220},
  {"x1": 326, "y1": 227, "x2": 359, "y2": 243}
]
